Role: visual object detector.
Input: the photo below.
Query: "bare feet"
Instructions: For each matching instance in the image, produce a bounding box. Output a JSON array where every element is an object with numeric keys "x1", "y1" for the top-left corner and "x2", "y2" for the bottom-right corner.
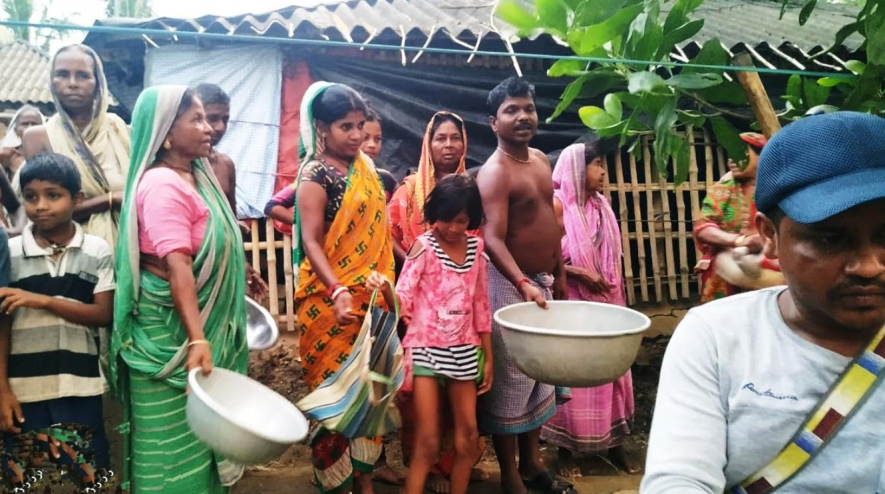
[
  {"x1": 609, "y1": 445, "x2": 641, "y2": 474},
  {"x1": 555, "y1": 448, "x2": 582, "y2": 479},
  {"x1": 373, "y1": 463, "x2": 405, "y2": 485},
  {"x1": 354, "y1": 471, "x2": 375, "y2": 494},
  {"x1": 427, "y1": 473, "x2": 450, "y2": 494},
  {"x1": 470, "y1": 467, "x2": 490, "y2": 483}
]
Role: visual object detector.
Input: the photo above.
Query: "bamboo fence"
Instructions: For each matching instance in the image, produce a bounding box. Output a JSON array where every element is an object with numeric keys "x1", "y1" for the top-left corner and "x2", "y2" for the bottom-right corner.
[
  {"x1": 606, "y1": 129, "x2": 728, "y2": 305},
  {"x1": 243, "y1": 128, "x2": 729, "y2": 328}
]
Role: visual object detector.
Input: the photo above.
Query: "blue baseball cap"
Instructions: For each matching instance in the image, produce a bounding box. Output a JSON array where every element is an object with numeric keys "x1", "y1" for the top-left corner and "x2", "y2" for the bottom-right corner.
[{"x1": 755, "y1": 112, "x2": 885, "y2": 224}]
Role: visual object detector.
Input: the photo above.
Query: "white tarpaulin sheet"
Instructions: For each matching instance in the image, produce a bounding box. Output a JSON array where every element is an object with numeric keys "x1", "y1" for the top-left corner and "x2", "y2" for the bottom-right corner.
[{"x1": 145, "y1": 44, "x2": 282, "y2": 218}]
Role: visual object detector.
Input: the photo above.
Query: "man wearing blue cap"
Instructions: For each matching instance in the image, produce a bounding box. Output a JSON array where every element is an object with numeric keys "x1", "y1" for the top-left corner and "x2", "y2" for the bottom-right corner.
[{"x1": 642, "y1": 112, "x2": 885, "y2": 493}]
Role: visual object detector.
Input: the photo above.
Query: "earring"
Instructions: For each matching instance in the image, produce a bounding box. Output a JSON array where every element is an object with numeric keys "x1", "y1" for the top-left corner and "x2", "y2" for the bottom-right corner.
[{"x1": 163, "y1": 140, "x2": 172, "y2": 150}]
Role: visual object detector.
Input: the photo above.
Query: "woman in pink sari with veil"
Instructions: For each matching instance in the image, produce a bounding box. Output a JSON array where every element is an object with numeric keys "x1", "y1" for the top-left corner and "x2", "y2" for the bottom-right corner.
[{"x1": 541, "y1": 141, "x2": 640, "y2": 477}]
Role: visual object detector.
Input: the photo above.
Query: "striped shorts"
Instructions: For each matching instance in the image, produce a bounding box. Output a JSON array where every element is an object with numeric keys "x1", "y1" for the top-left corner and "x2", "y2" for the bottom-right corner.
[{"x1": 412, "y1": 344, "x2": 480, "y2": 381}]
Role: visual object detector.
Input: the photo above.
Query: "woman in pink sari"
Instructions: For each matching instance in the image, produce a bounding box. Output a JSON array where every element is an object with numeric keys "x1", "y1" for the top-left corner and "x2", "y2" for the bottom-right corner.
[{"x1": 541, "y1": 142, "x2": 640, "y2": 477}]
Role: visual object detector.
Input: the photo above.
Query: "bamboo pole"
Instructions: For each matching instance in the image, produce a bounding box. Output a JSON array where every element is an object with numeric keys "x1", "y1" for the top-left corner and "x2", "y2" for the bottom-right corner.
[
  {"x1": 658, "y1": 163, "x2": 678, "y2": 300},
  {"x1": 265, "y1": 220, "x2": 280, "y2": 320},
  {"x1": 614, "y1": 152, "x2": 635, "y2": 305},
  {"x1": 250, "y1": 220, "x2": 261, "y2": 273},
  {"x1": 716, "y1": 146, "x2": 727, "y2": 178},
  {"x1": 283, "y1": 234, "x2": 296, "y2": 333},
  {"x1": 704, "y1": 128, "x2": 715, "y2": 188},
  {"x1": 642, "y1": 138, "x2": 663, "y2": 302},
  {"x1": 688, "y1": 131, "x2": 703, "y2": 295},
  {"x1": 629, "y1": 151, "x2": 649, "y2": 302},
  {"x1": 733, "y1": 52, "x2": 782, "y2": 138}
]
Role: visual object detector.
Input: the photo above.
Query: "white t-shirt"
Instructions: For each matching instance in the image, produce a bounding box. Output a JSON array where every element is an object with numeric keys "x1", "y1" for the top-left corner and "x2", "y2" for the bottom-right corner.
[{"x1": 641, "y1": 287, "x2": 885, "y2": 493}]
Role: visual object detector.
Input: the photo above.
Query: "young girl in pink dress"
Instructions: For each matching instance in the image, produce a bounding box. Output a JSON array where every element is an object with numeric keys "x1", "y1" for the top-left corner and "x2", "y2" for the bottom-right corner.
[{"x1": 369, "y1": 174, "x2": 493, "y2": 494}]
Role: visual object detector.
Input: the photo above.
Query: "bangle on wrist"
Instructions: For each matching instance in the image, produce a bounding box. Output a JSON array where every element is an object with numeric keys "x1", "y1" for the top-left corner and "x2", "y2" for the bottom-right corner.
[
  {"x1": 516, "y1": 277, "x2": 531, "y2": 290},
  {"x1": 326, "y1": 282, "x2": 343, "y2": 298},
  {"x1": 331, "y1": 286, "x2": 350, "y2": 301},
  {"x1": 187, "y1": 339, "x2": 210, "y2": 348}
]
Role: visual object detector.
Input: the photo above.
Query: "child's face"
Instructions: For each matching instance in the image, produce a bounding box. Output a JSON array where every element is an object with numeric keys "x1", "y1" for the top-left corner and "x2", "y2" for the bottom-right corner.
[
  {"x1": 362, "y1": 120, "x2": 382, "y2": 160},
  {"x1": 434, "y1": 211, "x2": 471, "y2": 243},
  {"x1": 22, "y1": 180, "x2": 79, "y2": 232}
]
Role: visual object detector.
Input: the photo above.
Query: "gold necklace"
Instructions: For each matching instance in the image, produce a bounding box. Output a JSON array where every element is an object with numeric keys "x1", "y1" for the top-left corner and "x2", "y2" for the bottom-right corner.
[{"x1": 496, "y1": 147, "x2": 531, "y2": 164}]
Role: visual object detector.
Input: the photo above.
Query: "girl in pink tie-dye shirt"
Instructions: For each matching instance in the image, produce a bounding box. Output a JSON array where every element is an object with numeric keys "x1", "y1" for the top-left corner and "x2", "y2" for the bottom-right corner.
[{"x1": 368, "y1": 175, "x2": 492, "y2": 494}]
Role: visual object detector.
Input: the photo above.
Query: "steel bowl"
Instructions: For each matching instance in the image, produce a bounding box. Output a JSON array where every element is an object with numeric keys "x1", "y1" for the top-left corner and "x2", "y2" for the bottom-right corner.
[
  {"x1": 187, "y1": 367, "x2": 308, "y2": 464},
  {"x1": 246, "y1": 297, "x2": 279, "y2": 351},
  {"x1": 494, "y1": 301, "x2": 650, "y2": 387}
]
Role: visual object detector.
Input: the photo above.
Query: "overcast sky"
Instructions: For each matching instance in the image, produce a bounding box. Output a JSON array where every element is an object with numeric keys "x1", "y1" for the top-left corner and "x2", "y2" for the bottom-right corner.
[{"x1": 29, "y1": 0, "x2": 333, "y2": 51}]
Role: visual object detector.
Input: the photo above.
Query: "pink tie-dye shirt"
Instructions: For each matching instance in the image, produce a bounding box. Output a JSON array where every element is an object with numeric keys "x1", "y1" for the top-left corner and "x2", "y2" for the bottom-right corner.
[{"x1": 397, "y1": 232, "x2": 491, "y2": 349}]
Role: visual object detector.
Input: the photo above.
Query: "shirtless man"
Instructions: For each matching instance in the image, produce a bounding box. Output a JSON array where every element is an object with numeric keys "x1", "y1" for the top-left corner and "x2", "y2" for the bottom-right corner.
[
  {"x1": 194, "y1": 83, "x2": 237, "y2": 210},
  {"x1": 477, "y1": 77, "x2": 573, "y2": 494},
  {"x1": 194, "y1": 83, "x2": 267, "y2": 300}
]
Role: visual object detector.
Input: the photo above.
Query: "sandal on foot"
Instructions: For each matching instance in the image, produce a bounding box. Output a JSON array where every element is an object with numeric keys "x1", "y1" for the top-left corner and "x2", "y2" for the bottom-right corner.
[{"x1": 523, "y1": 471, "x2": 578, "y2": 494}]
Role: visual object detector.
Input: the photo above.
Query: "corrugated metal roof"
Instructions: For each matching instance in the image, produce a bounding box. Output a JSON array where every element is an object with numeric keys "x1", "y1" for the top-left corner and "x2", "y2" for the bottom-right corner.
[
  {"x1": 85, "y1": 0, "x2": 862, "y2": 51},
  {"x1": 0, "y1": 41, "x2": 52, "y2": 105}
]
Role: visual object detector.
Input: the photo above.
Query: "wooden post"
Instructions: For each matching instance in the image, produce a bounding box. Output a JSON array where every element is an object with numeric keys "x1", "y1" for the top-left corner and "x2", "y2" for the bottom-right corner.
[{"x1": 732, "y1": 52, "x2": 782, "y2": 138}]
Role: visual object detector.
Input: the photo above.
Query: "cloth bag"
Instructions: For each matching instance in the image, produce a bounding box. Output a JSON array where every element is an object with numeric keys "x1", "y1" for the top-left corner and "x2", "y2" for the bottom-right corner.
[{"x1": 297, "y1": 281, "x2": 404, "y2": 438}]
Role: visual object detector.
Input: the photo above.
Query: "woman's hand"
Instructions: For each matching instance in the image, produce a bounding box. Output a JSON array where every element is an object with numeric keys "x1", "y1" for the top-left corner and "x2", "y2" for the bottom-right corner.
[
  {"x1": 186, "y1": 343, "x2": 213, "y2": 376},
  {"x1": 736, "y1": 234, "x2": 764, "y2": 254},
  {"x1": 333, "y1": 291, "x2": 359, "y2": 326},
  {"x1": 575, "y1": 269, "x2": 611, "y2": 294},
  {"x1": 478, "y1": 358, "x2": 494, "y2": 395},
  {"x1": 246, "y1": 263, "x2": 269, "y2": 301}
]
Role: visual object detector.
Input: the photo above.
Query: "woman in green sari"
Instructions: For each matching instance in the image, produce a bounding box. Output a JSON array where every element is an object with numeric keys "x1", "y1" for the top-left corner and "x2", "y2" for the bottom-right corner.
[{"x1": 109, "y1": 85, "x2": 248, "y2": 493}]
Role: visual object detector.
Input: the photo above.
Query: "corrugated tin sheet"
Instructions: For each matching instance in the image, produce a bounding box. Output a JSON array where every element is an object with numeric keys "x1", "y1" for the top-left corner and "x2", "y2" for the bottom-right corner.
[
  {"x1": 85, "y1": 0, "x2": 862, "y2": 51},
  {"x1": 0, "y1": 41, "x2": 52, "y2": 105}
]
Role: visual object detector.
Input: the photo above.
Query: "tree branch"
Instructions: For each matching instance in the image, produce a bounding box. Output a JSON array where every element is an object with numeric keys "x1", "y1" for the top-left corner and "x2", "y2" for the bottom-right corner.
[{"x1": 681, "y1": 90, "x2": 754, "y2": 122}]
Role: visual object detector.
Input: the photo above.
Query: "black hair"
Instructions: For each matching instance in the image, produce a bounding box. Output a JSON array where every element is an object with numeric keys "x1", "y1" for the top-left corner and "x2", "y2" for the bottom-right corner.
[
  {"x1": 376, "y1": 169, "x2": 397, "y2": 196},
  {"x1": 366, "y1": 107, "x2": 381, "y2": 124},
  {"x1": 20, "y1": 153, "x2": 82, "y2": 195},
  {"x1": 313, "y1": 85, "x2": 368, "y2": 125},
  {"x1": 430, "y1": 113, "x2": 464, "y2": 139},
  {"x1": 176, "y1": 88, "x2": 197, "y2": 120},
  {"x1": 584, "y1": 137, "x2": 617, "y2": 163},
  {"x1": 424, "y1": 174, "x2": 484, "y2": 230},
  {"x1": 487, "y1": 76, "x2": 536, "y2": 117},
  {"x1": 195, "y1": 83, "x2": 230, "y2": 107}
]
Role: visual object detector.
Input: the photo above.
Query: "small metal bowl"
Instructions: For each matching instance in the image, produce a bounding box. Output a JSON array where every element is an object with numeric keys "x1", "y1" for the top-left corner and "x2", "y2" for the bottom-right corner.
[{"x1": 246, "y1": 298, "x2": 279, "y2": 351}]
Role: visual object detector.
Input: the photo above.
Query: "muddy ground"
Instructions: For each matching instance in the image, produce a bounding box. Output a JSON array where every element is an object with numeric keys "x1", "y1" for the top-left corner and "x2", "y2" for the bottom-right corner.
[{"x1": 231, "y1": 333, "x2": 670, "y2": 494}]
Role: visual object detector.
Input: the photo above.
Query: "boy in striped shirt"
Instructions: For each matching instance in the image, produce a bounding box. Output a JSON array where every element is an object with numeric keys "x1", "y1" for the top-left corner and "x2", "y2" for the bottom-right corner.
[{"x1": 0, "y1": 153, "x2": 114, "y2": 484}]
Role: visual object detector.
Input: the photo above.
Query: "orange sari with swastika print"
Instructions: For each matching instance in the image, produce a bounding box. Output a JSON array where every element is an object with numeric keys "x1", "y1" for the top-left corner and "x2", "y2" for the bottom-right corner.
[{"x1": 295, "y1": 153, "x2": 395, "y2": 390}]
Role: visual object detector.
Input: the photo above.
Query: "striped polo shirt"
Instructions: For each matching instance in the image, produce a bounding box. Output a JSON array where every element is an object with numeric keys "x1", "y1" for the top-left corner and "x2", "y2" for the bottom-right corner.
[{"x1": 7, "y1": 224, "x2": 114, "y2": 403}]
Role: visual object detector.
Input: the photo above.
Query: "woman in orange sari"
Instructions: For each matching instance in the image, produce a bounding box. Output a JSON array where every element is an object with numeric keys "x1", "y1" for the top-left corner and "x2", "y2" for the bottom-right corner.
[
  {"x1": 293, "y1": 82, "x2": 395, "y2": 494},
  {"x1": 388, "y1": 111, "x2": 487, "y2": 493}
]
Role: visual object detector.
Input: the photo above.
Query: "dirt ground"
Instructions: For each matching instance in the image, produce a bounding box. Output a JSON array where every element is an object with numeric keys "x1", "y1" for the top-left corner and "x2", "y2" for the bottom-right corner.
[{"x1": 231, "y1": 332, "x2": 670, "y2": 494}]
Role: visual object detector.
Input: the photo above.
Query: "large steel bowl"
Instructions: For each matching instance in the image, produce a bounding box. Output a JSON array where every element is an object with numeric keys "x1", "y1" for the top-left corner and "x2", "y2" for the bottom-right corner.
[
  {"x1": 246, "y1": 297, "x2": 279, "y2": 351},
  {"x1": 494, "y1": 301, "x2": 650, "y2": 387},
  {"x1": 187, "y1": 368, "x2": 308, "y2": 464}
]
